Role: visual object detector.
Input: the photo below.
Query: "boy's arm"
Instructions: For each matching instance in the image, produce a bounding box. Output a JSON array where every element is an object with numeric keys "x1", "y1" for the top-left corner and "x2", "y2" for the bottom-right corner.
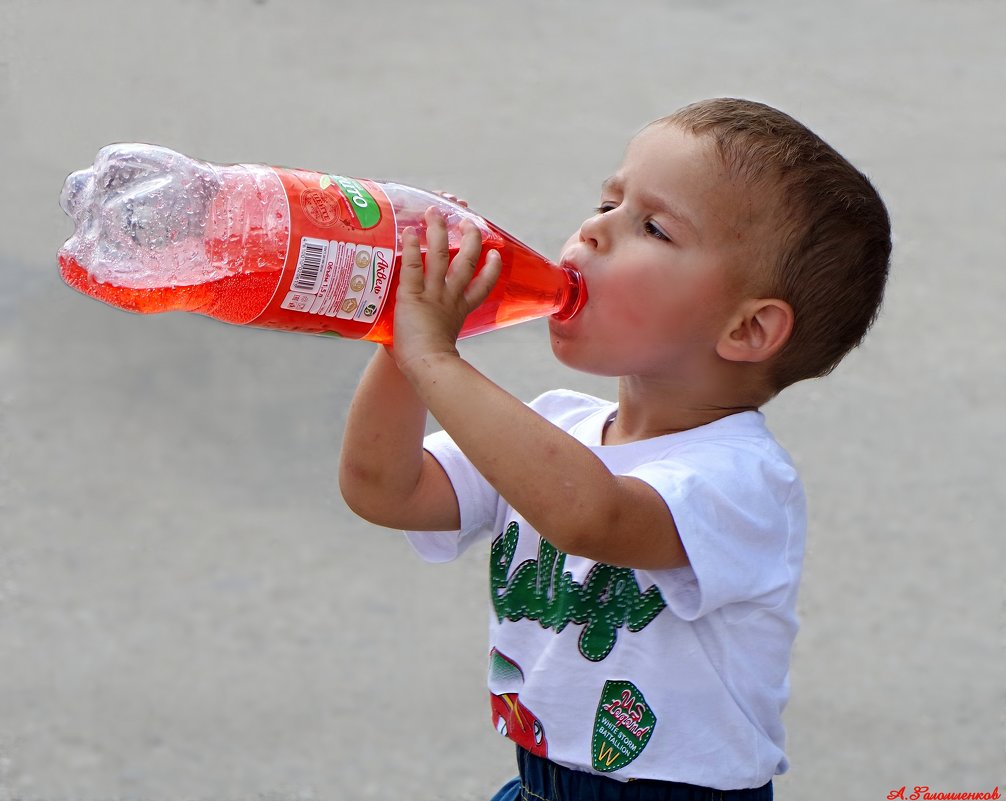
[
  {"x1": 338, "y1": 346, "x2": 461, "y2": 531},
  {"x1": 337, "y1": 190, "x2": 477, "y2": 531},
  {"x1": 390, "y1": 208, "x2": 689, "y2": 571}
]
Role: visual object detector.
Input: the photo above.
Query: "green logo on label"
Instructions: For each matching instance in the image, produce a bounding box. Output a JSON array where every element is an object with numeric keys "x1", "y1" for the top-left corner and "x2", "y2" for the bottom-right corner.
[
  {"x1": 331, "y1": 176, "x2": 382, "y2": 229},
  {"x1": 592, "y1": 680, "x2": 656, "y2": 773}
]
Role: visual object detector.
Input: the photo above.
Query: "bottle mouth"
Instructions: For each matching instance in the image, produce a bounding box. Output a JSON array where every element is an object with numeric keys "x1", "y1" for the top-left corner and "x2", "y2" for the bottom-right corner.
[{"x1": 551, "y1": 266, "x2": 587, "y2": 321}]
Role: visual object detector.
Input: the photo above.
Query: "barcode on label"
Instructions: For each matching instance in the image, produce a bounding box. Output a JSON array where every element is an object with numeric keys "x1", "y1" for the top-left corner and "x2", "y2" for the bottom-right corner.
[{"x1": 292, "y1": 237, "x2": 328, "y2": 293}]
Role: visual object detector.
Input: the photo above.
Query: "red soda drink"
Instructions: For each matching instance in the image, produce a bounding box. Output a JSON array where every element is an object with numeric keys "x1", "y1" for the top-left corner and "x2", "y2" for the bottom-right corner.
[{"x1": 57, "y1": 145, "x2": 584, "y2": 343}]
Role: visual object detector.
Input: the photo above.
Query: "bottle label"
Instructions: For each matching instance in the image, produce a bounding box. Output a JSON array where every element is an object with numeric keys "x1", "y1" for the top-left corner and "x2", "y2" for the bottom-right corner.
[{"x1": 249, "y1": 169, "x2": 397, "y2": 338}]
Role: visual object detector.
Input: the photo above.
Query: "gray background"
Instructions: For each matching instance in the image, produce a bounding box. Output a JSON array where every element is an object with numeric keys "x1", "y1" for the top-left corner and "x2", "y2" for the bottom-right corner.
[{"x1": 1, "y1": 1, "x2": 1003, "y2": 799}]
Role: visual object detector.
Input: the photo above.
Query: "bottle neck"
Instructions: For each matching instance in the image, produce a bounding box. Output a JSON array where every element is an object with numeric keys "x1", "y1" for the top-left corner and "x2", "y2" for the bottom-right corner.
[{"x1": 553, "y1": 266, "x2": 587, "y2": 321}]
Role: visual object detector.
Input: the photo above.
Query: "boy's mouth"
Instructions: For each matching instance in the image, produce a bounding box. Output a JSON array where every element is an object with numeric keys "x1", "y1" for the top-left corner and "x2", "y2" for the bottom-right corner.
[{"x1": 558, "y1": 256, "x2": 583, "y2": 278}]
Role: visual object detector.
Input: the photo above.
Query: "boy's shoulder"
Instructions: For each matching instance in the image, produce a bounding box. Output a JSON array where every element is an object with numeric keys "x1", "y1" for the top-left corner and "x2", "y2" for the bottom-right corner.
[{"x1": 655, "y1": 413, "x2": 800, "y2": 482}]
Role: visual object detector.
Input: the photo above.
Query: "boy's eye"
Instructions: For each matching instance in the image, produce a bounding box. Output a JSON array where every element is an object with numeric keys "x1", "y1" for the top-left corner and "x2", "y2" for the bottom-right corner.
[
  {"x1": 592, "y1": 204, "x2": 671, "y2": 242},
  {"x1": 645, "y1": 220, "x2": 670, "y2": 241}
]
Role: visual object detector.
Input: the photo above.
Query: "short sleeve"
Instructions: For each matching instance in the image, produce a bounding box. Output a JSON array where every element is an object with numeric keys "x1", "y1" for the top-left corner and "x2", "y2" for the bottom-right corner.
[
  {"x1": 403, "y1": 429, "x2": 500, "y2": 563},
  {"x1": 632, "y1": 443, "x2": 805, "y2": 622}
]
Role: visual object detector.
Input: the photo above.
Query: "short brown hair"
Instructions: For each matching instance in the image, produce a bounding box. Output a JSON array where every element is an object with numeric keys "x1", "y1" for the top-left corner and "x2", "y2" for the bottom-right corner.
[{"x1": 664, "y1": 98, "x2": 892, "y2": 391}]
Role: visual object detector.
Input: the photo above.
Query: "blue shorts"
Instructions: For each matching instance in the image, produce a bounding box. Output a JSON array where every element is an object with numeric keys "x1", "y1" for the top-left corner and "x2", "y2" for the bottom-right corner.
[{"x1": 490, "y1": 747, "x2": 774, "y2": 801}]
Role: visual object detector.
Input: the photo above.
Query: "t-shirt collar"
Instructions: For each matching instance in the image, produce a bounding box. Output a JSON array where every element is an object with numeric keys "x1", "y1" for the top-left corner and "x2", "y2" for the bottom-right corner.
[{"x1": 579, "y1": 404, "x2": 766, "y2": 448}]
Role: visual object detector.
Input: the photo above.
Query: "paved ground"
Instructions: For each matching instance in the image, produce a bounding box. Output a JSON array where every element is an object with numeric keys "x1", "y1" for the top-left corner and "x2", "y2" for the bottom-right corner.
[{"x1": 1, "y1": 1, "x2": 1003, "y2": 799}]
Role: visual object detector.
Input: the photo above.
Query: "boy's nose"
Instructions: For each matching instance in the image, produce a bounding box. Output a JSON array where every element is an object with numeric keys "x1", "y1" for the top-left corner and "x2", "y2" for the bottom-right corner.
[{"x1": 578, "y1": 210, "x2": 608, "y2": 250}]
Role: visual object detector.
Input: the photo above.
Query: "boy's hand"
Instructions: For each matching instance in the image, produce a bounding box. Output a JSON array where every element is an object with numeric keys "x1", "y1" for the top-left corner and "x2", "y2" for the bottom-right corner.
[{"x1": 391, "y1": 206, "x2": 501, "y2": 373}]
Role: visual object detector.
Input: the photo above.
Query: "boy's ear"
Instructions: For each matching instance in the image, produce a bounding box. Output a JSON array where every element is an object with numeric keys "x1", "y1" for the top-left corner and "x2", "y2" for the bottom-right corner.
[{"x1": 716, "y1": 299, "x2": 794, "y2": 364}]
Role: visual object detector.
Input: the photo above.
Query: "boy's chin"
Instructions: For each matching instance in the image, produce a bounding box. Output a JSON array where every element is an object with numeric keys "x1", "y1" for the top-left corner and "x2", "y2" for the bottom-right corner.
[
  {"x1": 547, "y1": 327, "x2": 620, "y2": 378},
  {"x1": 547, "y1": 323, "x2": 580, "y2": 368}
]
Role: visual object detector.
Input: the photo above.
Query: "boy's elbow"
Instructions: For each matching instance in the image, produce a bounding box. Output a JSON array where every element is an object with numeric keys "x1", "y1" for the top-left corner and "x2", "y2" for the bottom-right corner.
[
  {"x1": 338, "y1": 459, "x2": 429, "y2": 530},
  {"x1": 338, "y1": 461, "x2": 384, "y2": 524},
  {"x1": 339, "y1": 451, "x2": 452, "y2": 530}
]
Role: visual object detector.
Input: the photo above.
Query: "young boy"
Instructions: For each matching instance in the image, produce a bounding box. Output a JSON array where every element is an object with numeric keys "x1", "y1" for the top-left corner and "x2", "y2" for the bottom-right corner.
[{"x1": 339, "y1": 98, "x2": 891, "y2": 800}]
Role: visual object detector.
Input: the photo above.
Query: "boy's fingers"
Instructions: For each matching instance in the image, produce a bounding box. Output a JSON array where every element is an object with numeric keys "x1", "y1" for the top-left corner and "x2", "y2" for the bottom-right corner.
[
  {"x1": 424, "y1": 206, "x2": 450, "y2": 283},
  {"x1": 444, "y1": 220, "x2": 483, "y2": 297},
  {"x1": 398, "y1": 226, "x2": 424, "y2": 293},
  {"x1": 463, "y1": 249, "x2": 502, "y2": 309}
]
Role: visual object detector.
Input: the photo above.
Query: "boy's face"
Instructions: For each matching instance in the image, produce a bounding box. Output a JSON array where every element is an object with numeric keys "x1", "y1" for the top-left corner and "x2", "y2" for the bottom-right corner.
[{"x1": 550, "y1": 124, "x2": 762, "y2": 379}]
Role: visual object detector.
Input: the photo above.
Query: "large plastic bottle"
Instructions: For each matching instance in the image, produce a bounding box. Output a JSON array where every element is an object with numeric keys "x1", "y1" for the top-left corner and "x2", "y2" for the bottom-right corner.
[{"x1": 57, "y1": 144, "x2": 585, "y2": 343}]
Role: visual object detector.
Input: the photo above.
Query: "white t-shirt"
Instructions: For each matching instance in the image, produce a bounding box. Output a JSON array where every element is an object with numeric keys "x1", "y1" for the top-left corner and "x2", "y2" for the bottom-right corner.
[{"x1": 405, "y1": 390, "x2": 806, "y2": 790}]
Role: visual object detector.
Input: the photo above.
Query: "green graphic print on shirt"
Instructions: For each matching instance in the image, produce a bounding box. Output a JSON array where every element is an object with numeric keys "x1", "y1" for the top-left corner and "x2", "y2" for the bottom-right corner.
[{"x1": 490, "y1": 521, "x2": 667, "y2": 661}]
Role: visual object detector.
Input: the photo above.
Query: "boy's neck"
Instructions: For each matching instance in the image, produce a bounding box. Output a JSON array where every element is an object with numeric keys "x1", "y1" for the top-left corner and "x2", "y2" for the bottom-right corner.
[{"x1": 604, "y1": 372, "x2": 767, "y2": 445}]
